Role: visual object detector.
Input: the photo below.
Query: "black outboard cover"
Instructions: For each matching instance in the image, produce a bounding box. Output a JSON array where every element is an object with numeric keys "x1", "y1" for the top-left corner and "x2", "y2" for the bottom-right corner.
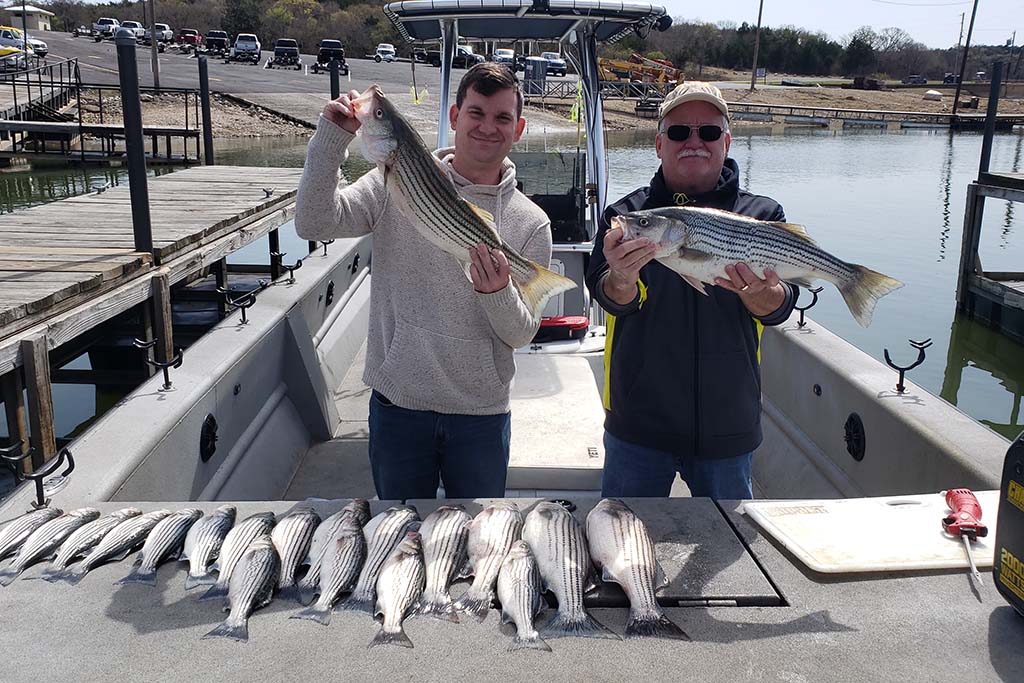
[{"x1": 994, "y1": 430, "x2": 1024, "y2": 618}]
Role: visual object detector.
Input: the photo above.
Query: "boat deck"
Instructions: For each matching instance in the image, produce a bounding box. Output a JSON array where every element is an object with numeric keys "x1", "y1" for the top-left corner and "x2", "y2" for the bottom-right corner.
[{"x1": 1, "y1": 498, "x2": 1020, "y2": 682}]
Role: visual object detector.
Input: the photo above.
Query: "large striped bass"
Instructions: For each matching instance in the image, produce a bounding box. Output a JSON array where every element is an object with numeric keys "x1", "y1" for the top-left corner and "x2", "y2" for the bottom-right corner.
[
  {"x1": 181, "y1": 505, "x2": 236, "y2": 590},
  {"x1": 62, "y1": 509, "x2": 172, "y2": 584},
  {"x1": 290, "y1": 516, "x2": 366, "y2": 625},
  {"x1": 39, "y1": 507, "x2": 142, "y2": 581},
  {"x1": 199, "y1": 511, "x2": 275, "y2": 602},
  {"x1": 454, "y1": 502, "x2": 523, "y2": 622},
  {"x1": 496, "y1": 540, "x2": 550, "y2": 652},
  {"x1": 613, "y1": 206, "x2": 903, "y2": 327},
  {"x1": 270, "y1": 506, "x2": 320, "y2": 602},
  {"x1": 296, "y1": 498, "x2": 370, "y2": 605},
  {"x1": 415, "y1": 504, "x2": 471, "y2": 622},
  {"x1": 0, "y1": 507, "x2": 62, "y2": 560},
  {"x1": 117, "y1": 508, "x2": 202, "y2": 586},
  {"x1": 203, "y1": 535, "x2": 280, "y2": 643},
  {"x1": 350, "y1": 85, "x2": 576, "y2": 321},
  {"x1": 370, "y1": 531, "x2": 426, "y2": 649},
  {"x1": 338, "y1": 504, "x2": 419, "y2": 613}
]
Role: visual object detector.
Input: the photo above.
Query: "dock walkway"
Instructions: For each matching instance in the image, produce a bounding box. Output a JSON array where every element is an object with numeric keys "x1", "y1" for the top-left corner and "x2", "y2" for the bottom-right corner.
[{"x1": 0, "y1": 165, "x2": 303, "y2": 373}]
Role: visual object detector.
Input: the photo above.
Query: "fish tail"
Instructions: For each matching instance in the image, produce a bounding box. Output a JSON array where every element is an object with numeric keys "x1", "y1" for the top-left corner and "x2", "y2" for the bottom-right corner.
[
  {"x1": 202, "y1": 617, "x2": 249, "y2": 642},
  {"x1": 838, "y1": 265, "x2": 903, "y2": 327},
  {"x1": 198, "y1": 584, "x2": 228, "y2": 602},
  {"x1": 509, "y1": 631, "x2": 552, "y2": 652},
  {"x1": 337, "y1": 592, "x2": 374, "y2": 614},
  {"x1": 116, "y1": 567, "x2": 157, "y2": 587},
  {"x1": 38, "y1": 567, "x2": 64, "y2": 583},
  {"x1": 624, "y1": 610, "x2": 690, "y2": 641},
  {"x1": 541, "y1": 610, "x2": 620, "y2": 640},
  {"x1": 297, "y1": 583, "x2": 319, "y2": 606},
  {"x1": 415, "y1": 593, "x2": 460, "y2": 623},
  {"x1": 0, "y1": 567, "x2": 22, "y2": 587},
  {"x1": 453, "y1": 589, "x2": 492, "y2": 623},
  {"x1": 368, "y1": 625, "x2": 414, "y2": 649},
  {"x1": 184, "y1": 572, "x2": 217, "y2": 590},
  {"x1": 276, "y1": 584, "x2": 301, "y2": 604},
  {"x1": 514, "y1": 261, "x2": 577, "y2": 322},
  {"x1": 60, "y1": 562, "x2": 89, "y2": 585},
  {"x1": 290, "y1": 603, "x2": 332, "y2": 626}
]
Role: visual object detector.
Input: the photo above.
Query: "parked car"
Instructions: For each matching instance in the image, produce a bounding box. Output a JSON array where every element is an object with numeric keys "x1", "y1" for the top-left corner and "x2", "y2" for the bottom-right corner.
[
  {"x1": 205, "y1": 30, "x2": 229, "y2": 56},
  {"x1": 429, "y1": 45, "x2": 483, "y2": 68},
  {"x1": 491, "y1": 47, "x2": 516, "y2": 68},
  {"x1": 24, "y1": 33, "x2": 46, "y2": 58},
  {"x1": 227, "y1": 33, "x2": 261, "y2": 64},
  {"x1": 375, "y1": 43, "x2": 397, "y2": 62},
  {"x1": 269, "y1": 38, "x2": 301, "y2": 69},
  {"x1": 311, "y1": 39, "x2": 348, "y2": 74},
  {"x1": 540, "y1": 51, "x2": 567, "y2": 76},
  {"x1": 92, "y1": 17, "x2": 120, "y2": 41},
  {"x1": 0, "y1": 26, "x2": 46, "y2": 58},
  {"x1": 412, "y1": 47, "x2": 429, "y2": 63},
  {"x1": 143, "y1": 23, "x2": 173, "y2": 44},
  {"x1": 177, "y1": 28, "x2": 202, "y2": 49},
  {"x1": 120, "y1": 21, "x2": 145, "y2": 40},
  {"x1": 942, "y1": 72, "x2": 961, "y2": 84},
  {"x1": 902, "y1": 74, "x2": 927, "y2": 85}
]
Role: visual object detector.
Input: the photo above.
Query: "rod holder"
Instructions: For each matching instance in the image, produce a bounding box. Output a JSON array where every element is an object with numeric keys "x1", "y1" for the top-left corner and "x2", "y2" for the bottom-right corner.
[
  {"x1": 271, "y1": 252, "x2": 303, "y2": 284},
  {"x1": 133, "y1": 338, "x2": 184, "y2": 390},
  {"x1": 319, "y1": 240, "x2": 335, "y2": 257},
  {"x1": 883, "y1": 338, "x2": 932, "y2": 394},
  {"x1": 0, "y1": 443, "x2": 75, "y2": 509},
  {"x1": 217, "y1": 282, "x2": 269, "y2": 325},
  {"x1": 794, "y1": 286, "x2": 823, "y2": 328}
]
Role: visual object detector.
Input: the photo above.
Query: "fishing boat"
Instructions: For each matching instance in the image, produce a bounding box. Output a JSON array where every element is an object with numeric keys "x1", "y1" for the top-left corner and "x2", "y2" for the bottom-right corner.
[{"x1": 0, "y1": 2, "x2": 1020, "y2": 679}]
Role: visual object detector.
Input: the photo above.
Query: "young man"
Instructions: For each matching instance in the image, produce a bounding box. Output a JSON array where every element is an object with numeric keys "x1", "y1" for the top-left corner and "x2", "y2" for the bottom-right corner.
[
  {"x1": 295, "y1": 64, "x2": 551, "y2": 500},
  {"x1": 585, "y1": 81, "x2": 798, "y2": 500}
]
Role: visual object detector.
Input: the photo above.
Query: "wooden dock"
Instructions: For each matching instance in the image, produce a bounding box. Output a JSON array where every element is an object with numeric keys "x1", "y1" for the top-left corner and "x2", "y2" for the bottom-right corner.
[
  {"x1": 956, "y1": 171, "x2": 1024, "y2": 345},
  {"x1": 0, "y1": 119, "x2": 200, "y2": 163},
  {"x1": 0, "y1": 165, "x2": 303, "y2": 374}
]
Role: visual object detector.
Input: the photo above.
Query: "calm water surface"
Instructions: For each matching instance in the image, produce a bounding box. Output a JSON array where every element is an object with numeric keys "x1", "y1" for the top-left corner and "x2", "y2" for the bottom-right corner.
[{"x1": 2, "y1": 127, "x2": 1022, "y2": 446}]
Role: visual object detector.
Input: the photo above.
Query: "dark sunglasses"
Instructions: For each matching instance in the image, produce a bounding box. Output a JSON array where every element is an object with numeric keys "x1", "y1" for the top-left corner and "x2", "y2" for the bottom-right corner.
[{"x1": 664, "y1": 124, "x2": 724, "y2": 142}]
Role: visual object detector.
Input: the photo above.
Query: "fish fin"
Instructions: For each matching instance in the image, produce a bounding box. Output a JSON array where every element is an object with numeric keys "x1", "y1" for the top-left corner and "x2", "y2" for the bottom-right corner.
[
  {"x1": 513, "y1": 262, "x2": 577, "y2": 322},
  {"x1": 178, "y1": 547, "x2": 190, "y2": 562},
  {"x1": 654, "y1": 562, "x2": 669, "y2": 592},
  {"x1": 368, "y1": 626, "x2": 414, "y2": 649},
  {"x1": 185, "y1": 572, "x2": 217, "y2": 590},
  {"x1": 290, "y1": 604, "x2": 332, "y2": 626},
  {"x1": 787, "y1": 276, "x2": 816, "y2": 289},
  {"x1": 532, "y1": 593, "x2": 546, "y2": 619},
  {"x1": 510, "y1": 633, "x2": 552, "y2": 653},
  {"x1": 466, "y1": 201, "x2": 496, "y2": 227},
  {"x1": 60, "y1": 562, "x2": 89, "y2": 585},
  {"x1": 768, "y1": 221, "x2": 817, "y2": 244},
  {"x1": 0, "y1": 567, "x2": 22, "y2": 586},
  {"x1": 415, "y1": 594, "x2": 460, "y2": 622},
  {"x1": 681, "y1": 274, "x2": 709, "y2": 295},
  {"x1": 600, "y1": 565, "x2": 619, "y2": 585},
  {"x1": 838, "y1": 265, "x2": 903, "y2": 327},
  {"x1": 297, "y1": 583, "x2": 319, "y2": 606},
  {"x1": 116, "y1": 567, "x2": 157, "y2": 587},
  {"x1": 110, "y1": 548, "x2": 135, "y2": 563},
  {"x1": 211, "y1": 559, "x2": 220, "y2": 572},
  {"x1": 541, "y1": 611, "x2": 620, "y2": 640},
  {"x1": 337, "y1": 593, "x2": 375, "y2": 614},
  {"x1": 453, "y1": 589, "x2": 492, "y2": 623},
  {"x1": 39, "y1": 568, "x2": 64, "y2": 583},
  {"x1": 199, "y1": 584, "x2": 229, "y2": 602},
  {"x1": 455, "y1": 556, "x2": 474, "y2": 580},
  {"x1": 202, "y1": 618, "x2": 248, "y2": 642},
  {"x1": 276, "y1": 585, "x2": 301, "y2": 604},
  {"x1": 624, "y1": 611, "x2": 690, "y2": 641}
]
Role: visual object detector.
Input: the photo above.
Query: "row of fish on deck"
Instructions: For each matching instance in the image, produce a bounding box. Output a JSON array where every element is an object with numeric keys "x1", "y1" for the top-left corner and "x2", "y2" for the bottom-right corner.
[{"x1": 0, "y1": 499, "x2": 687, "y2": 648}]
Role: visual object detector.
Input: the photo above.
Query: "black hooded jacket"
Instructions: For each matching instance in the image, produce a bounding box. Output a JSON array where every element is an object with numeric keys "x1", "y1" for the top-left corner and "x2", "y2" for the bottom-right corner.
[{"x1": 585, "y1": 158, "x2": 797, "y2": 459}]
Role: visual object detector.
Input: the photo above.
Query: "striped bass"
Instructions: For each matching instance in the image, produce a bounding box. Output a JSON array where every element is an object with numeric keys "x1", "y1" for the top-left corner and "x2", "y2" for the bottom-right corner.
[
  {"x1": 63, "y1": 509, "x2": 172, "y2": 584},
  {"x1": 585, "y1": 499, "x2": 688, "y2": 640},
  {"x1": 454, "y1": 502, "x2": 523, "y2": 622},
  {"x1": 270, "y1": 506, "x2": 320, "y2": 602},
  {"x1": 290, "y1": 516, "x2": 366, "y2": 625},
  {"x1": 181, "y1": 505, "x2": 236, "y2": 590},
  {"x1": 0, "y1": 508, "x2": 99, "y2": 586},
  {"x1": 118, "y1": 508, "x2": 202, "y2": 586},
  {"x1": 338, "y1": 504, "x2": 419, "y2": 613},
  {"x1": 0, "y1": 507, "x2": 62, "y2": 560},
  {"x1": 350, "y1": 85, "x2": 576, "y2": 321},
  {"x1": 613, "y1": 206, "x2": 903, "y2": 327},
  {"x1": 203, "y1": 535, "x2": 280, "y2": 643},
  {"x1": 39, "y1": 507, "x2": 142, "y2": 581},
  {"x1": 199, "y1": 511, "x2": 275, "y2": 602},
  {"x1": 415, "y1": 504, "x2": 471, "y2": 622},
  {"x1": 296, "y1": 498, "x2": 370, "y2": 605},
  {"x1": 522, "y1": 501, "x2": 617, "y2": 640},
  {"x1": 496, "y1": 540, "x2": 550, "y2": 652},
  {"x1": 370, "y1": 531, "x2": 426, "y2": 649}
]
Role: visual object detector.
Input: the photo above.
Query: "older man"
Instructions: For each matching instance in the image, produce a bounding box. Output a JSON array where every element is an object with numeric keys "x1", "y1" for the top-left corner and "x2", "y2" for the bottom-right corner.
[{"x1": 585, "y1": 81, "x2": 798, "y2": 500}]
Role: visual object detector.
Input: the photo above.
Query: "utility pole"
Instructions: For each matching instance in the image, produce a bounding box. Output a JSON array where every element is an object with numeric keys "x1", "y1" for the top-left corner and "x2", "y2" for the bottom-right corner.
[
  {"x1": 953, "y1": 12, "x2": 964, "y2": 73},
  {"x1": 20, "y1": 0, "x2": 28, "y2": 57},
  {"x1": 952, "y1": 0, "x2": 979, "y2": 116},
  {"x1": 148, "y1": 0, "x2": 161, "y2": 91},
  {"x1": 749, "y1": 0, "x2": 765, "y2": 91}
]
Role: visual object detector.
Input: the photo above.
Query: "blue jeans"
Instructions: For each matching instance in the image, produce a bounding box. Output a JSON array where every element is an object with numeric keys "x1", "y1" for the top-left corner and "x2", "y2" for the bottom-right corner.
[
  {"x1": 367, "y1": 391, "x2": 510, "y2": 500},
  {"x1": 601, "y1": 432, "x2": 753, "y2": 500}
]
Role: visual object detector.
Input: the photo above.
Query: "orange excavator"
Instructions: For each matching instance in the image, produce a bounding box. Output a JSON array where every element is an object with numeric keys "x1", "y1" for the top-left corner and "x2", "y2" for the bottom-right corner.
[{"x1": 597, "y1": 52, "x2": 683, "y2": 85}]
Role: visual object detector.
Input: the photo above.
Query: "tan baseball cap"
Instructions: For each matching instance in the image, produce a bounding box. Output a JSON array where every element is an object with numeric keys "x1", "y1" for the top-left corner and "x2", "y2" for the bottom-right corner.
[{"x1": 658, "y1": 81, "x2": 729, "y2": 122}]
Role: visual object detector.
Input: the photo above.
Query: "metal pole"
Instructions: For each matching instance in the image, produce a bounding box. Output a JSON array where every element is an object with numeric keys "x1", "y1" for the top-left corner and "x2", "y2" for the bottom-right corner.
[
  {"x1": 198, "y1": 56, "x2": 214, "y2": 164},
  {"x1": 749, "y1": 0, "x2": 765, "y2": 92},
  {"x1": 953, "y1": 12, "x2": 964, "y2": 76},
  {"x1": 576, "y1": 25, "x2": 608, "y2": 234},
  {"x1": 330, "y1": 58, "x2": 340, "y2": 99},
  {"x1": 148, "y1": 0, "x2": 161, "y2": 91},
  {"x1": 978, "y1": 61, "x2": 1004, "y2": 177},
  {"x1": 21, "y1": 0, "x2": 28, "y2": 57},
  {"x1": 115, "y1": 30, "x2": 153, "y2": 256},
  {"x1": 953, "y1": 0, "x2": 980, "y2": 116},
  {"x1": 437, "y1": 19, "x2": 458, "y2": 148}
]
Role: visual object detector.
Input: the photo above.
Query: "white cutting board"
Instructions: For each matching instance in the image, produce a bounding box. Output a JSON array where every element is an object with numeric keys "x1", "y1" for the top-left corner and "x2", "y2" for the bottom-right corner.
[{"x1": 743, "y1": 491, "x2": 1000, "y2": 574}]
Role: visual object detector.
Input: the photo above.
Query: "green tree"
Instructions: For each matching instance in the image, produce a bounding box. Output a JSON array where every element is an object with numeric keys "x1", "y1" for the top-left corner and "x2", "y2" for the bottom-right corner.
[{"x1": 841, "y1": 36, "x2": 876, "y2": 75}]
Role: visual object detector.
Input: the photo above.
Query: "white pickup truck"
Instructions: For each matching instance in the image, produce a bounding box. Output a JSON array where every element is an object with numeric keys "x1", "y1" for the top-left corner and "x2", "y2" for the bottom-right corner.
[{"x1": 92, "y1": 17, "x2": 119, "y2": 40}]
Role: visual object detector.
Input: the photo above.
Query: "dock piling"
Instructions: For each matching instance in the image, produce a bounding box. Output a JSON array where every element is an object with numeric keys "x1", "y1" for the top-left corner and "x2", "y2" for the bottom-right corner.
[
  {"x1": 199, "y1": 56, "x2": 214, "y2": 165},
  {"x1": 115, "y1": 29, "x2": 154, "y2": 257},
  {"x1": 21, "y1": 336, "x2": 56, "y2": 473}
]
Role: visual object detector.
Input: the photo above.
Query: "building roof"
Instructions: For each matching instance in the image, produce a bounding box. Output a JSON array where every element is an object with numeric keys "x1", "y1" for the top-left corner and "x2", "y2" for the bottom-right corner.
[{"x1": 1, "y1": 5, "x2": 55, "y2": 17}]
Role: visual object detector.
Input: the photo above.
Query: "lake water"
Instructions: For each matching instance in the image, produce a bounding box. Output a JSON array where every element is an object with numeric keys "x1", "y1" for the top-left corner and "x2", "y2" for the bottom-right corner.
[{"x1": 2, "y1": 125, "x2": 1022, "y2": 452}]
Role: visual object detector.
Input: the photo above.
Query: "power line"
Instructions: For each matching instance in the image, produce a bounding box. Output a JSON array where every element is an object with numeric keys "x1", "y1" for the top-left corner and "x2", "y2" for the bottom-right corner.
[{"x1": 868, "y1": 0, "x2": 971, "y2": 6}]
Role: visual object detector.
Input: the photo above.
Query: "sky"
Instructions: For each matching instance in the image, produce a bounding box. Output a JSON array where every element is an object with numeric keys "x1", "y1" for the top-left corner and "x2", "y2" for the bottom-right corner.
[{"x1": 664, "y1": 0, "x2": 1023, "y2": 49}]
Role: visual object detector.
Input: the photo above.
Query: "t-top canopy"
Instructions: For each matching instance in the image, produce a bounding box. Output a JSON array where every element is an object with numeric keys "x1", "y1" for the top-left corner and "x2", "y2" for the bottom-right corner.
[{"x1": 383, "y1": 0, "x2": 670, "y2": 43}]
